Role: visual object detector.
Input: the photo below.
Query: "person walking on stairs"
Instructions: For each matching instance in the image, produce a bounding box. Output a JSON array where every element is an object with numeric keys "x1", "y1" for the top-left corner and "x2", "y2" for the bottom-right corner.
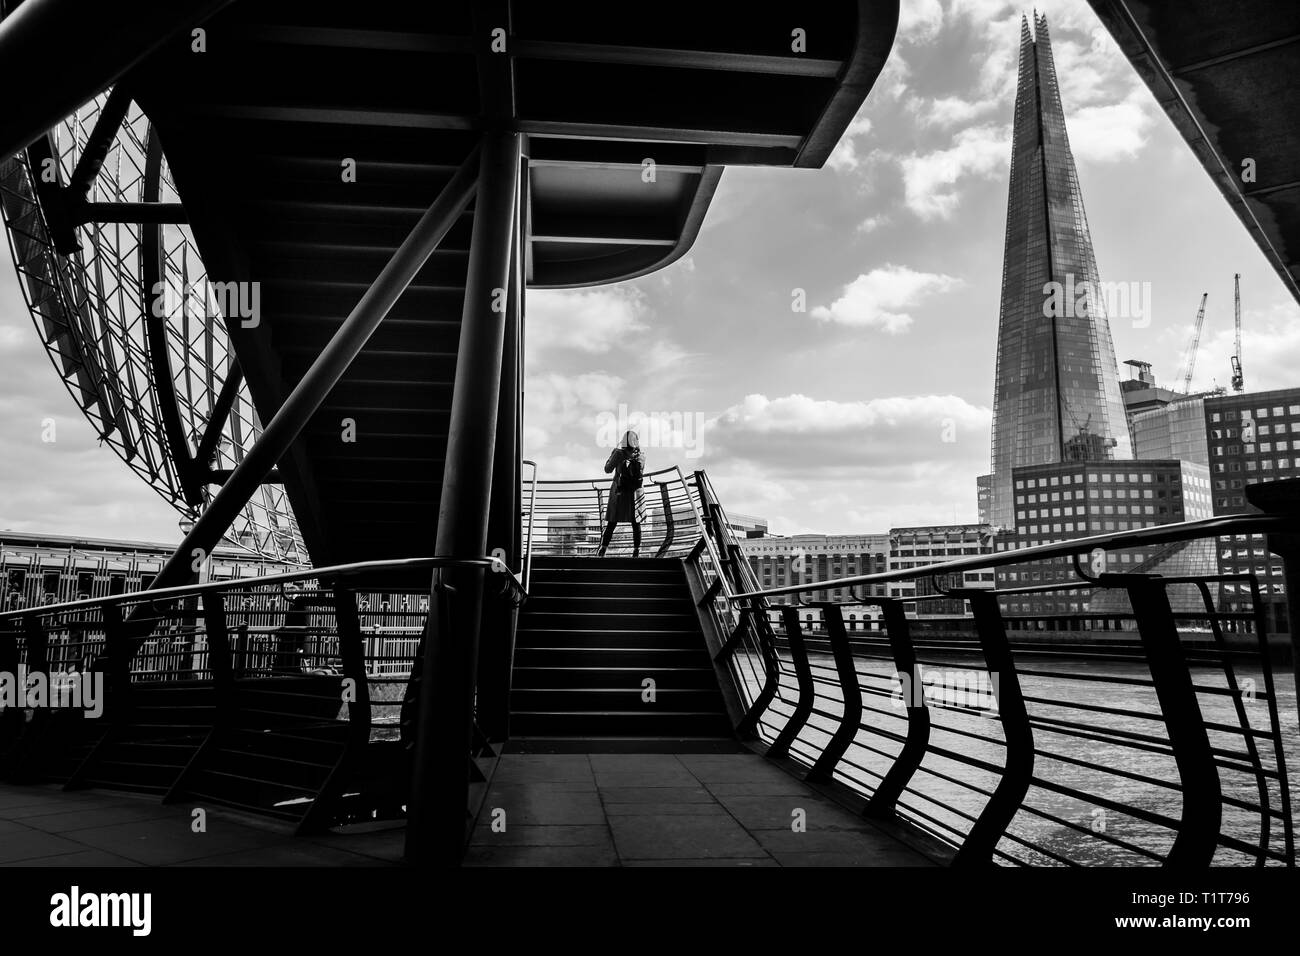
[{"x1": 598, "y1": 430, "x2": 646, "y2": 557}]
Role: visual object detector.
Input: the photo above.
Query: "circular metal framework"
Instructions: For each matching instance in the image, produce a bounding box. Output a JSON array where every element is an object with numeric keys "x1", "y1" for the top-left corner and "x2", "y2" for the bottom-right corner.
[{"x1": 0, "y1": 91, "x2": 305, "y2": 564}]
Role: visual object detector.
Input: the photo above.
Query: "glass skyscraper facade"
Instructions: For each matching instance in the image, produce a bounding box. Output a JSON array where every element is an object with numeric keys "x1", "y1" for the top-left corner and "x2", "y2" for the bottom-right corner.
[{"x1": 988, "y1": 13, "x2": 1133, "y2": 530}]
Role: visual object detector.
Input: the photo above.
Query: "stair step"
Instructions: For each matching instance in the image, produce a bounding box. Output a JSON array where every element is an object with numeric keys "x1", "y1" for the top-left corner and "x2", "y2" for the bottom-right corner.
[
  {"x1": 513, "y1": 647, "x2": 711, "y2": 668},
  {"x1": 510, "y1": 711, "x2": 734, "y2": 737},
  {"x1": 511, "y1": 557, "x2": 730, "y2": 739},
  {"x1": 524, "y1": 595, "x2": 692, "y2": 612},
  {"x1": 512, "y1": 688, "x2": 726, "y2": 711},
  {"x1": 512, "y1": 665, "x2": 718, "y2": 689},
  {"x1": 515, "y1": 634, "x2": 706, "y2": 653},
  {"x1": 520, "y1": 611, "x2": 699, "y2": 631}
]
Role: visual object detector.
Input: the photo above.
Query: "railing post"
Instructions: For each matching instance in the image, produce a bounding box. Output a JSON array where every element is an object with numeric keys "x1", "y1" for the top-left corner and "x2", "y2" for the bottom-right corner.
[
  {"x1": 24, "y1": 615, "x2": 51, "y2": 735},
  {"x1": 201, "y1": 592, "x2": 233, "y2": 725},
  {"x1": 100, "y1": 603, "x2": 132, "y2": 726},
  {"x1": 731, "y1": 606, "x2": 782, "y2": 741},
  {"x1": 953, "y1": 590, "x2": 1033, "y2": 866},
  {"x1": 0, "y1": 617, "x2": 20, "y2": 768},
  {"x1": 1125, "y1": 574, "x2": 1221, "y2": 866},
  {"x1": 333, "y1": 584, "x2": 371, "y2": 745},
  {"x1": 766, "y1": 606, "x2": 815, "y2": 761},
  {"x1": 1244, "y1": 478, "x2": 1300, "y2": 703},
  {"x1": 806, "y1": 604, "x2": 861, "y2": 782},
  {"x1": 865, "y1": 598, "x2": 931, "y2": 818},
  {"x1": 654, "y1": 481, "x2": 675, "y2": 558}
]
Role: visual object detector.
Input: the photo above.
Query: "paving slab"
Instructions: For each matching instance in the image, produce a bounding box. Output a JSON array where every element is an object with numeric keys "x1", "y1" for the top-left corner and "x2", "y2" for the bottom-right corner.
[
  {"x1": 0, "y1": 749, "x2": 937, "y2": 867},
  {"x1": 463, "y1": 844, "x2": 620, "y2": 866},
  {"x1": 480, "y1": 787, "x2": 606, "y2": 825},
  {"x1": 608, "y1": 813, "x2": 768, "y2": 860},
  {"x1": 470, "y1": 824, "x2": 612, "y2": 847}
]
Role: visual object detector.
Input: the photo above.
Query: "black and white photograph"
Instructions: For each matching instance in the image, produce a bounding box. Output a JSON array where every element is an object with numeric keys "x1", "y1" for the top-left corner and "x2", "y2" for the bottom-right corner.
[{"x1": 0, "y1": 0, "x2": 1296, "y2": 938}]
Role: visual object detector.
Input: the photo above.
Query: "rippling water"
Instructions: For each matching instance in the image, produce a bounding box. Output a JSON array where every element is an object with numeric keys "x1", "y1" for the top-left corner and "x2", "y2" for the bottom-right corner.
[{"x1": 746, "y1": 651, "x2": 1298, "y2": 866}]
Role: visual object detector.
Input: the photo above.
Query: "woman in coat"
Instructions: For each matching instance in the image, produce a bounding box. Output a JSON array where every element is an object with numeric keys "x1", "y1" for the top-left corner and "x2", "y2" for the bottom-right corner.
[{"x1": 597, "y1": 430, "x2": 645, "y2": 557}]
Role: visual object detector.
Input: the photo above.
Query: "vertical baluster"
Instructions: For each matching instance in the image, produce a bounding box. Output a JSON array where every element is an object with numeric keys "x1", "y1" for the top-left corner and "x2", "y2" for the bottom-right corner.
[
  {"x1": 202, "y1": 592, "x2": 233, "y2": 725},
  {"x1": 866, "y1": 598, "x2": 932, "y2": 818},
  {"x1": 807, "y1": 604, "x2": 861, "y2": 782},
  {"x1": 333, "y1": 584, "x2": 371, "y2": 745},
  {"x1": 1126, "y1": 575, "x2": 1221, "y2": 866},
  {"x1": 766, "y1": 605, "x2": 815, "y2": 761},
  {"x1": 953, "y1": 590, "x2": 1033, "y2": 866}
]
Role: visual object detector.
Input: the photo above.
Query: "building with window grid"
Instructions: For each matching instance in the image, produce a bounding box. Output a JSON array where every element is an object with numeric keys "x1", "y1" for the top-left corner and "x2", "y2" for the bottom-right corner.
[
  {"x1": 1203, "y1": 387, "x2": 1300, "y2": 633},
  {"x1": 1131, "y1": 393, "x2": 1213, "y2": 467},
  {"x1": 1, "y1": 530, "x2": 292, "y2": 611},
  {"x1": 888, "y1": 524, "x2": 998, "y2": 619},
  {"x1": 996, "y1": 459, "x2": 1213, "y2": 619},
  {"x1": 986, "y1": 13, "x2": 1133, "y2": 532},
  {"x1": 742, "y1": 534, "x2": 889, "y2": 631}
]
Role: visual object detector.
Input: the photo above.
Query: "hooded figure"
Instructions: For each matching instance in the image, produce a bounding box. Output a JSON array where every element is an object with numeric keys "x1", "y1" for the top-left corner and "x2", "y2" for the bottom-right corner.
[{"x1": 598, "y1": 429, "x2": 645, "y2": 556}]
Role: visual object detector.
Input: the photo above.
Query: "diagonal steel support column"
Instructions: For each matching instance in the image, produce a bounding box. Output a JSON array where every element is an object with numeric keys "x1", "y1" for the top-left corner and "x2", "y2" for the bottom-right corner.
[
  {"x1": 146, "y1": 145, "x2": 481, "y2": 593},
  {"x1": 406, "y1": 131, "x2": 521, "y2": 866}
]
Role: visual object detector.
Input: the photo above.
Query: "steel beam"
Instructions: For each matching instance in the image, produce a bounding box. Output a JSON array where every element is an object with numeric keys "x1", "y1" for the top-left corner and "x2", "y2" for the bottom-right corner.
[
  {"x1": 147, "y1": 145, "x2": 481, "y2": 593},
  {"x1": 141, "y1": 127, "x2": 201, "y2": 508},
  {"x1": 78, "y1": 201, "x2": 188, "y2": 225},
  {"x1": 406, "y1": 131, "x2": 521, "y2": 866},
  {"x1": 476, "y1": 210, "x2": 523, "y2": 743},
  {"x1": 0, "y1": 0, "x2": 236, "y2": 160},
  {"x1": 67, "y1": 84, "x2": 132, "y2": 197},
  {"x1": 194, "y1": 365, "x2": 244, "y2": 469}
]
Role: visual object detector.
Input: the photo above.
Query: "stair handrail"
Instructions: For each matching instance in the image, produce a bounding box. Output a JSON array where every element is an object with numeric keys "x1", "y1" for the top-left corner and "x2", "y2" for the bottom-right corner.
[
  {"x1": 521, "y1": 459, "x2": 538, "y2": 591},
  {"x1": 726, "y1": 511, "x2": 1297, "y2": 603},
  {"x1": 669, "y1": 465, "x2": 732, "y2": 603}
]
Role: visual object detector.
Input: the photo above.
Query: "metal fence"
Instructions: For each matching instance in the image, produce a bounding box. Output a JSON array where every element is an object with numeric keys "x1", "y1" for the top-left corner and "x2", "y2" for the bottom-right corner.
[{"x1": 687, "y1": 469, "x2": 1296, "y2": 867}]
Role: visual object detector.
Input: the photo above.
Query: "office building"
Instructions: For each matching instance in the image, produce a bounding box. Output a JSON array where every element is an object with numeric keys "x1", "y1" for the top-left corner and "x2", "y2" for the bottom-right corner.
[
  {"x1": 987, "y1": 14, "x2": 1133, "y2": 531},
  {"x1": 1203, "y1": 387, "x2": 1300, "y2": 632},
  {"x1": 997, "y1": 459, "x2": 1213, "y2": 618}
]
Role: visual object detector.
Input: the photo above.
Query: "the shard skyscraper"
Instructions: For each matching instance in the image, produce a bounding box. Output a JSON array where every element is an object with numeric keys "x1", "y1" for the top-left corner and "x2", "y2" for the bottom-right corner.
[{"x1": 987, "y1": 13, "x2": 1133, "y2": 531}]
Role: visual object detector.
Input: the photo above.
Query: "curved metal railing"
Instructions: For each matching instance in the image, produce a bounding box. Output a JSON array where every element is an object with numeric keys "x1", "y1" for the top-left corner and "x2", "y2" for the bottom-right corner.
[
  {"x1": 685, "y1": 471, "x2": 1297, "y2": 868},
  {"x1": 0, "y1": 555, "x2": 524, "y2": 746},
  {"x1": 522, "y1": 465, "x2": 706, "y2": 559}
]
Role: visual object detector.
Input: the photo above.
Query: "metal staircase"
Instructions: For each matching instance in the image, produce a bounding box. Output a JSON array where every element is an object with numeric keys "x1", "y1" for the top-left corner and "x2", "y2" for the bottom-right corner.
[{"x1": 512, "y1": 556, "x2": 731, "y2": 743}]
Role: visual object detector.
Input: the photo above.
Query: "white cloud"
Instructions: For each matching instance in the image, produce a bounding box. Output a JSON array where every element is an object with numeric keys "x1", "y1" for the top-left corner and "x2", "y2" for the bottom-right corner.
[
  {"x1": 826, "y1": 114, "x2": 875, "y2": 172},
  {"x1": 856, "y1": 214, "x2": 889, "y2": 234},
  {"x1": 898, "y1": 0, "x2": 945, "y2": 43},
  {"x1": 899, "y1": 124, "x2": 1009, "y2": 219},
  {"x1": 527, "y1": 372, "x2": 624, "y2": 423},
  {"x1": 526, "y1": 286, "x2": 647, "y2": 353},
  {"x1": 811, "y1": 264, "x2": 962, "y2": 332},
  {"x1": 873, "y1": 49, "x2": 912, "y2": 101},
  {"x1": 1190, "y1": 301, "x2": 1300, "y2": 394},
  {"x1": 706, "y1": 392, "x2": 991, "y2": 469},
  {"x1": 1065, "y1": 92, "x2": 1152, "y2": 162},
  {"x1": 914, "y1": 95, "x2": 998, "y2": 128}
]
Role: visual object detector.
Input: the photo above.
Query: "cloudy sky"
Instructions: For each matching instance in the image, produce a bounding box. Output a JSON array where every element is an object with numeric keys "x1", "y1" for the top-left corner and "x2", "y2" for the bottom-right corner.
[{"x1": 3, "y1": 0, "x2": 1298, "y2": 546}]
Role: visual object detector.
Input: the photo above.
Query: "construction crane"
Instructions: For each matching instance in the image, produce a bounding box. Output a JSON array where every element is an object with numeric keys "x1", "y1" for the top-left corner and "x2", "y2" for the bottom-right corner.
[
  {"x1": 1231, "y1": 273, "x2": 1244, "y2": 393},
  {"x1": 1178, "y1": 292, "x2": 1208, "y2": 394}
]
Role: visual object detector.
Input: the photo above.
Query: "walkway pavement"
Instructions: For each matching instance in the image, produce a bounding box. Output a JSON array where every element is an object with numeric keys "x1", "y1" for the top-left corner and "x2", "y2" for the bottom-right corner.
[
  {"x1": 0, "y1": 784, "x2": 403, "y2": 866},
  {"x1": 1, "y1": 752, "x2": 939, "y2": 867},
  {"x1": 465, "y1": 752, "x2": 938, "y2": 866}
]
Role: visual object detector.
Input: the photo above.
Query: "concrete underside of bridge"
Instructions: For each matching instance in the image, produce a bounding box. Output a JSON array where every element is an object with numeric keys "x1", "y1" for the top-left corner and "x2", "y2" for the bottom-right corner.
[{"x1": 1088, "y1": 0, "x2": 1300, "y2": 304}]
